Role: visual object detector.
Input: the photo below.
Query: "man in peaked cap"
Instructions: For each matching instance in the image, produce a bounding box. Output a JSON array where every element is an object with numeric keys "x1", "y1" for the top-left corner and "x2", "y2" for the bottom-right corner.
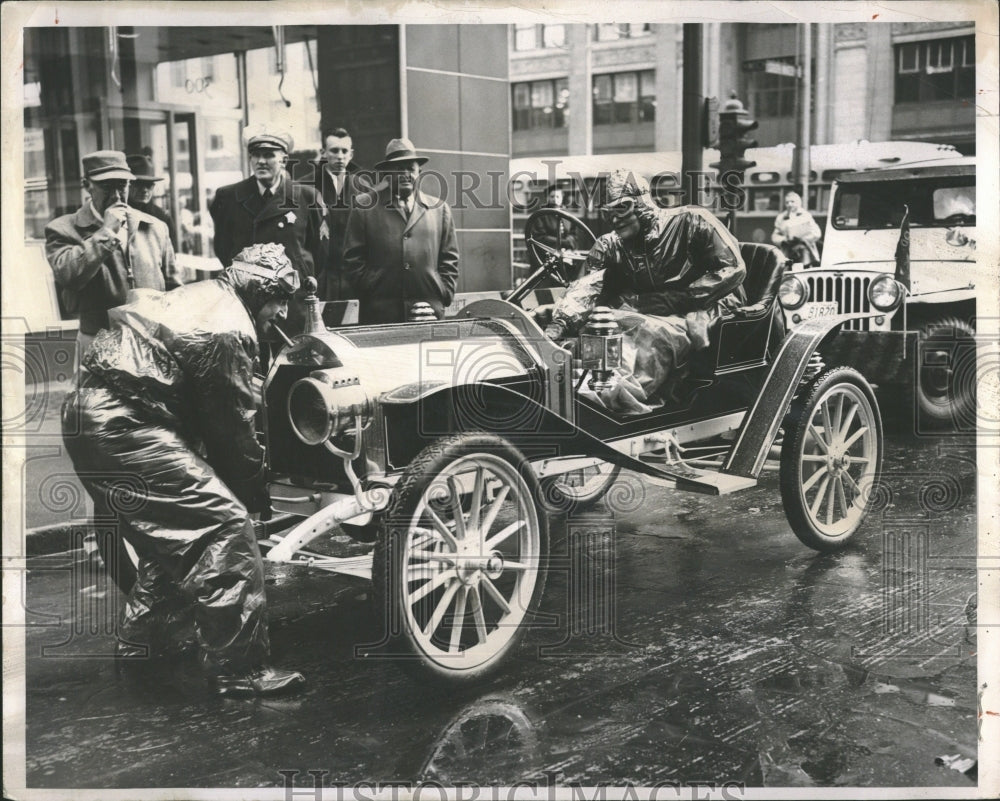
[
  {"x1": 126, "y1": 153, "x2": 177, "y2": 250},
  {"x1": 209, "y1": 127, "x2": 324, "y2": 318},
  {"x1": 45, "y1": 149, "x2": 181, "y2": 362},
  {"x1": 343, "y1": 137, "x2": 459, "y2": 324}
]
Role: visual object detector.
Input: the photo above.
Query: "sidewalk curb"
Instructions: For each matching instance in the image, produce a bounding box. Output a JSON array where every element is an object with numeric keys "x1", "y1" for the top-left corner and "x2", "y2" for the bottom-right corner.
[{"x1": 24, "y1": 522, "x2": 85, "y2": 558}]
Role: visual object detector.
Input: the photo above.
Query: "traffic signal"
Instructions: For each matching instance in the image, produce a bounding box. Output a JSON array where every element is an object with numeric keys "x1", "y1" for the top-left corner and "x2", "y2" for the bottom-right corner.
[{"x1": 710, "y1": 95, "x2": 758, "y2": 212}]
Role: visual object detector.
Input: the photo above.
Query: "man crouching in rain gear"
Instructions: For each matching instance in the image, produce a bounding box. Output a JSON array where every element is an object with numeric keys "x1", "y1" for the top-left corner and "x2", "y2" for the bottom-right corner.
[
  {"x1": 544, "y1": 169, "x2": 746, "y2": 413},
  {"x1": 62, "y1": 242, "x2": 305, "y2": 697}
]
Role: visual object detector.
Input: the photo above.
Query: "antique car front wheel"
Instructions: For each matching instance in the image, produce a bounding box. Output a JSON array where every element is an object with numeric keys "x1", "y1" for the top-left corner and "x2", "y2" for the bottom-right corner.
[
  {"x1": 373, "y1": 433, "x2": 548, "y2": 683},
  {"x1": 780, "y1": 367, "x2": 883, "y2": 551}
]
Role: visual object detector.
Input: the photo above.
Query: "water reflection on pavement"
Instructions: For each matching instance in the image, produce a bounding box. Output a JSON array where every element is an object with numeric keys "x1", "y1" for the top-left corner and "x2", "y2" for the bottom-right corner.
[{"x1": 21, "y1": 432, "x2": 978, "y2": 791}]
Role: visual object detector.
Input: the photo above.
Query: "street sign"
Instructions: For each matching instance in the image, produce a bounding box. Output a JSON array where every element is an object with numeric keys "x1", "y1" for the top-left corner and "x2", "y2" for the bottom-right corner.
[
  {"x1": 702, "y1": 97, "x2": 720, "y2": 149},
  {"x1": 742, "y1": 58, "x2": 800, "y2": 78}
]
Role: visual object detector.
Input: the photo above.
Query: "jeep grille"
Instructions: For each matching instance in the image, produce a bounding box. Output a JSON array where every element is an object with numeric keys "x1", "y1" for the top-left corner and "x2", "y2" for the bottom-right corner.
[{"x1": 805, "y1": 274, "x2": 872, "y2": 331}]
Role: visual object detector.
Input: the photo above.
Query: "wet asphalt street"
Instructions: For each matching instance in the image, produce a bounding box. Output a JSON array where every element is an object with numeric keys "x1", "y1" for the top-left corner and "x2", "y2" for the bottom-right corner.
[{"x1": 16, "y1": 427, "x2": 979, "y2": 792}]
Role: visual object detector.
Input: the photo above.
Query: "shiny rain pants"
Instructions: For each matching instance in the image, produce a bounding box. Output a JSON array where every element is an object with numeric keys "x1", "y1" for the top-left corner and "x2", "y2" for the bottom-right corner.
[{"x1": 62, "y1": 378, "x2": 270, "y2": 675}]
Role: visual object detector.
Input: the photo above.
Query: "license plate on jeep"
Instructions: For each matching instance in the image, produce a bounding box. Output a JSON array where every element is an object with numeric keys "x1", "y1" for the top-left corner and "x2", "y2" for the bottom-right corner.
[{"x1": 803, "y1": 302, "x2": 839, "y2": 319}]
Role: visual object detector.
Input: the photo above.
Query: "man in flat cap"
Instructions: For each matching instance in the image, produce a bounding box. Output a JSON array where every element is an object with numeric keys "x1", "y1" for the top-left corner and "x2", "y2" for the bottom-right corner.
[
  {"x1": 45, "y1": 150, "x2": 181, "y2": 361},
  {"x1": 209, "y1": 129, "x2": 324, "y2": 303},
  {"x1": 126, "y1": 153, "x2": 177, "y2": 250},
  {"x1": 344, "y1": 137, "x2": 460, "y2": 324}
]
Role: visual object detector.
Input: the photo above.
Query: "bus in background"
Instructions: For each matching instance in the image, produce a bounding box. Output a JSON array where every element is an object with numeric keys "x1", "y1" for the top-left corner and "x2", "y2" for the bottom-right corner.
[{"x1": 509, "y1": 140, "x2": 963, "y2": 273}]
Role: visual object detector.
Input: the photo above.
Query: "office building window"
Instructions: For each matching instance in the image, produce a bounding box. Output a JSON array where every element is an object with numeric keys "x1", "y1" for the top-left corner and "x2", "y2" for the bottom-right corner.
[
  {"x1": 514, "y1": 24, "x2": 537, "y2": 51},
  {"x1": 512, "y1": 78, "x2": 569, "y2": 131},
  {"x1": 593, "y1": 70, "x2": 655, "y2": 125},
  {"x1": 895, "y1": 35, "x2": 975, "y2": 103},
  {"x1": 542, "y1": 25, "x2": 566, "y2": 48},
  {"x1": 748, "y1": 57, "x2": 797, "y2": 118},
  {"x1": 594, "y1": 23, "x2": 652, "y2": 42},
  {"x1": 514, "y1": 23, "x2": 566, "y2": 51}
]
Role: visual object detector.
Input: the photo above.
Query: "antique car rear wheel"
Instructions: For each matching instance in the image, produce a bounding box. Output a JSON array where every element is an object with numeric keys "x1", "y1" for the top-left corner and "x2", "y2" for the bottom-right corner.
[
  {"x1": 541, "y1": 462, "x2": 622, "y2": 511},
  {"x1": 374, "y1": 433, "x2": 548, "y2": 683},
  {"x1": 780, "y1": 367, "x2": 883, "y2": 551}
]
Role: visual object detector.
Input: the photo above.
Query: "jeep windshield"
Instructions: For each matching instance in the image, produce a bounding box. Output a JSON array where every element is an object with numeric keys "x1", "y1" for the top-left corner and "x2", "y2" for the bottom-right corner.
[{"x1": 832, "y1": 176, "x2": 975, "y2": 230}]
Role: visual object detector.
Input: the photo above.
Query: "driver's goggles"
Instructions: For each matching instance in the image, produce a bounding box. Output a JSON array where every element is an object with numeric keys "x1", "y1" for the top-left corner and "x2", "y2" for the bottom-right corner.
[
  {"x1": 232, "y1": 260, "x2": 301, "y2": 295},
  {"x1": 600, "y1": 197, "x2": 637, "y2": 221}
]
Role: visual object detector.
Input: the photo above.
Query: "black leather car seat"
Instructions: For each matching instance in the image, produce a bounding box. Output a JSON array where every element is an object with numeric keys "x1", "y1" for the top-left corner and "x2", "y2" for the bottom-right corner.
[{"x1": 733, "y1": 242, "x2": 789, "y2": 318}]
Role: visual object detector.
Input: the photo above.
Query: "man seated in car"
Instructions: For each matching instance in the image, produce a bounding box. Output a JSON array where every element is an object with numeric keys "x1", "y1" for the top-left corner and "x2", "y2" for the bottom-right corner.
[{"x1": 544, "y1": 169, "x2": 746, "y2": 413}]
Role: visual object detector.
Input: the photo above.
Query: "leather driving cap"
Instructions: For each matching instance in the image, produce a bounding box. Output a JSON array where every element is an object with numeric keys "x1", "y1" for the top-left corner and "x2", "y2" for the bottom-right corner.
[
  {"x1": 82, "y1": 150, "x2": 135, "y2": 182},
  {"x1": 375, "y1": 137, "x2": 428, "y2": 170},
  {"x1": 126, "y1": 154, "x2": 165, "y2": 182}
]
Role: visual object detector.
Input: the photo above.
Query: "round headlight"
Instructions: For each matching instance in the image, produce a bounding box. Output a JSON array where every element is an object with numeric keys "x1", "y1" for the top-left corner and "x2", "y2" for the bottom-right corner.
[
  {"x1": 868, "y1": 274, "x2": 903, "y2": 311},
  {"x1": 288, "y1": 375, "x2": 370, "y2": 446},
  {"x1": 778, "y1": 275, "x2": 808, "y2": 310}
]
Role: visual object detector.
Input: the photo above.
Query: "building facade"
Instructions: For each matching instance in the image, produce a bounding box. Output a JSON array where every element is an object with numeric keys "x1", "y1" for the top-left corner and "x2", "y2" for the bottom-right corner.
[
  {"x1": 510, "y1": 21, "x2": 976, "y2": 158},
  {"x1": 19, "y1": 24, "x2": 510, "y2": 334}
]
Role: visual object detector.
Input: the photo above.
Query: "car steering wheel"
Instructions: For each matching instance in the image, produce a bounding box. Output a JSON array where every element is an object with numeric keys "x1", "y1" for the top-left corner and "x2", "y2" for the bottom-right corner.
[{"x1": 523, "y1": 208, "x2": 597, "y2": 286}]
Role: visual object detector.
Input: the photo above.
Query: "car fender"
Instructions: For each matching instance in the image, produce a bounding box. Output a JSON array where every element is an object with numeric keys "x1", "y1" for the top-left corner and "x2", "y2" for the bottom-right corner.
[{"x1": 722, "y1": 312, "x2": 878, "y2": 479}]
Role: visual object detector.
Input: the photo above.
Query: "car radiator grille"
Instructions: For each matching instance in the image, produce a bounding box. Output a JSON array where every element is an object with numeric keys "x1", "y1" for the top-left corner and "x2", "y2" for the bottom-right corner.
[{"x1": 806, "y1": 274, "x2": 872, "y2": 331}]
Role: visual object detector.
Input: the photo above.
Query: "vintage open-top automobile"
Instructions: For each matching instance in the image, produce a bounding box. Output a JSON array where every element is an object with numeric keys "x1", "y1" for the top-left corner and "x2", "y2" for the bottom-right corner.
[{"x1": 101, "y1": 208, "x2": 899, "y2": 683}]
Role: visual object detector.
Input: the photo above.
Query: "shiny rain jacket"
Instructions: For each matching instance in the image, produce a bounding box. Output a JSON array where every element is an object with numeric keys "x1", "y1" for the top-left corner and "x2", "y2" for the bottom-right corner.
[
  {"x1": 550, "y1": 205, "x2": 747, "y2": 411},
  {"x1": 62, "y1": 270, "x2": 274, "y2": 673}
]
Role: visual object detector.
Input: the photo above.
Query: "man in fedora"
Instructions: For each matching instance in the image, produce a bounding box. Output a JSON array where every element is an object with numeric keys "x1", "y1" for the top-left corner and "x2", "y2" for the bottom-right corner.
[
  {"x1": 209, "y1": 128, "x2": 324, "y2": 291},
  {"x1": 45, "y1": 150, "x2": 181, "y2": 360},
  {"x1": 126, "y1": 153, "x2": 177, "y2": 250},
  {"x1": 344, "y1": 137, "x2": 459, "y2": 324}
]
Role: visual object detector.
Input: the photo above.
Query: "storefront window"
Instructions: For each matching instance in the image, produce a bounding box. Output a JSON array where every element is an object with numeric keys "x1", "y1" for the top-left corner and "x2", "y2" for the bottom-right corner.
[{"x1": 21, "y1": 24, "x2": 321, "y2": 292}]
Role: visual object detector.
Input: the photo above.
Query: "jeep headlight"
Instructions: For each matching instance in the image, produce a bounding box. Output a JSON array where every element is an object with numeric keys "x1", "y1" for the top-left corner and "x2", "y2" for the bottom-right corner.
[
  {"x1": 778, "y1": 275, "x2": 809, "y2": 310},
  {"x1": 288, "y1": 372, "x2": 371, "y2": 446},
  {"x1": 868, "y1": 274, "x2": 903, "y2": 312}
]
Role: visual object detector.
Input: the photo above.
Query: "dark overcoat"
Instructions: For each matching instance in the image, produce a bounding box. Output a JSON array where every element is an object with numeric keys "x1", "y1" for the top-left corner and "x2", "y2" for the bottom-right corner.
[
  {"x1": 209, "y1": 173, "x2": 324, "y2": 281},
  {"x1": 343, "y1": 188, "x2": 460, "y2": 324},
  {"x1": 313, "y1": 163, "x2": 373, "y2": 301}
]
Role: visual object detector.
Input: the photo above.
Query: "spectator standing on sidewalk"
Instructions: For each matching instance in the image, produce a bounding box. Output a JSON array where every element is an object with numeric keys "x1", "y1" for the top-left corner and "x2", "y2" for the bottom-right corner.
[
  {"x1": 771, "y1": 191, "x2": 822, "y2": 266},
  {"x1": 45, "y1": 150, "x2": 180, "y2": 362},
  {"x1": 343, "y1": 137, "x2": 459, "y2": 324},
  {"x1": 314, "y1": 127, "x2": 372, "y2": 301},
  {"x1": 126, "y1": 153, "x2": 177, "y2": 250}
]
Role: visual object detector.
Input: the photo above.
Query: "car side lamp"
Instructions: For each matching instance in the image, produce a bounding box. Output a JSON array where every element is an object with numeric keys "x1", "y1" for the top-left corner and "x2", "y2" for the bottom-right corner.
[{"x1": 580, "y1": 307, "x2": 622, "y2": 392}]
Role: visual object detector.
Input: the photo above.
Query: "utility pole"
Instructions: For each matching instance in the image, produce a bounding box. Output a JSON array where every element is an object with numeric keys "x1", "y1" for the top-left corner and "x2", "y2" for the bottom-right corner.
[
  {"x1": 795, "y1": 23, "x2": 812, "y2": 204},
  {"x1": 681, "y1": 24, "x2": 703, "y2": 204}
]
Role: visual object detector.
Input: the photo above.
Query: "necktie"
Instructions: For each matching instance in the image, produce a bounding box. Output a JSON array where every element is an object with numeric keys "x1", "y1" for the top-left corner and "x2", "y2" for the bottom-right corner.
[{"x1": 262, "y1": 188, "x2": 273, "y2": 201}]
